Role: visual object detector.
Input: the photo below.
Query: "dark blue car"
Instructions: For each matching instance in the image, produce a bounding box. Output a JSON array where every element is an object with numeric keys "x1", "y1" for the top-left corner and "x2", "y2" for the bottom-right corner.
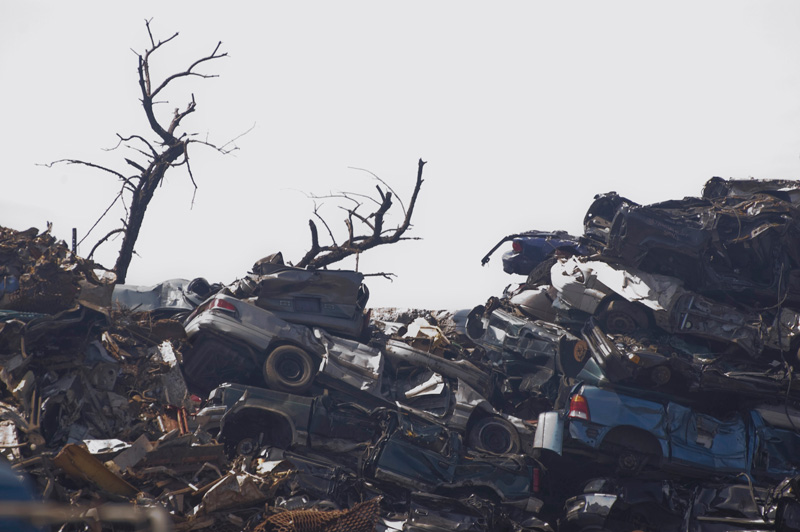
[{"x1": 481, "y1": 231, "x2": 590, "y2": 276}]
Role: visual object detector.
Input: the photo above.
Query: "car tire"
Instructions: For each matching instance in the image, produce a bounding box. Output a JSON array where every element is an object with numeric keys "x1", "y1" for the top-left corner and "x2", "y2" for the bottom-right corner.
[
  {"x1": 235, "y1": 435, "x2": 260, "y2": 457},
  {"x1": 263, "y1": 345, "x2": 316, "y2": 393},
  {"x1": 221, "y1": 427, "x2": 263, "y2": 458},
  {"x1": 649, "y1": 365, "x2": 672, "y2": 386},
  {"x1": 468, "y1": 417, "x2": 521, "y2": 455},
  {"x1": 597, "y1": 299, "x2": 648, "y2": 335},
  {"x1": 557, "y1": 339, "x2": 590, "y2": 378},
  {"x1": 601, "y1": 429, "x2": 661, "y2": 476},
  {"x1": 526, "y1": 256, "x2": 557, "y2": 286}
]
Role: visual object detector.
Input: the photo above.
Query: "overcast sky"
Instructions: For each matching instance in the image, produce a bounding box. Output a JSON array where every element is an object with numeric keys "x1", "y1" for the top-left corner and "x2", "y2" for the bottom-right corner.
[{"x1": 3, "y1": 2, "x2": 800, "y2": 309}]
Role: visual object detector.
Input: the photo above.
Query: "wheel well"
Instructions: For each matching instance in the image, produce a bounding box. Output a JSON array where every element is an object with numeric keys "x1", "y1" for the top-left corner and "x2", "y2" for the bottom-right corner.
[
  {"x1": 266, "y1": 340, "x2": 320, "y2": 362},
  {"x1": 600, "y1": 426, "x2": 662, "y2": 457},
  {"x1": 181, "y1": 331, "x2": 260, "y2": 393},
  {"x1": 465, "y1": 409, "x2": 492, "y2": 433},
  {"x1": 597, "y1": 298, "x2": 651, "y2": 332},
  {"x1": 465, "y1": 410, "x2": 522, "y2": 454},
  {"x1": 221, "y1": 408, "x2": 294, "y2": 450}
]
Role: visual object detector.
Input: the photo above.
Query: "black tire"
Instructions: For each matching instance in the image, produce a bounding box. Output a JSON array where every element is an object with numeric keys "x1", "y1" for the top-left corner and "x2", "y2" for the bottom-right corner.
[
  {"x1": 468, "y1": 417, "x2": 521, "y2": 455},
  {"x1": 601, "y1": 429, "x2": 661, "y2": 476},
  {"x1": 557, "y1": 339, "x2": 590, "y2": 378},
  {"x1": 617, "y1": 448, "x2": 648, "y2": 473},
  {"x1": 597, "y1": 299, "x2": 648, "y2": 334},
  {"x1": 526, "y1": 255, "x2": 557, "y2": 287},
  {"x1": 234, "y1": 435, "x2": 260, "y2": 457},
  {"x1": 220, "y1": 410, "x2": 293, "y2": 458},
  {"x1": 221, "y1": 427, "x2": 263, "y2": 458},
  {"x1": 649, "y1": 365, "x2": 672, "y2": 386},
  {"x1": 263, "y1": 345, "x2": 316, "y2": 393}
]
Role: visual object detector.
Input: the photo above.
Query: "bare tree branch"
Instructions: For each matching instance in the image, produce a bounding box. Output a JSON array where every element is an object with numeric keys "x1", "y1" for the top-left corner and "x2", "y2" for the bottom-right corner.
[
  {"x1": 87, "y1": 228, "x2": 125, "y2": 260},
  {"x1": 313, "y1": 202, "x2": 338, "y2": 246},
  {"x1": 43, "y1": 20, "x2": 245, "y2": 283},
  {"x1": 39, "y1": 159, "x2": 126, "y2": 181},
  {"x1": 363, "y1": 272, "x2": 397, "y2": 281},
  {"x1": 349, "y1": 166, "x2": 408, "y2": 217},
  {"x1": 77, "y1": 192, "x2": 124, "y2": 249},
  {"x1": 295, "y1": 158, "x2": 426, "y2": 270}
]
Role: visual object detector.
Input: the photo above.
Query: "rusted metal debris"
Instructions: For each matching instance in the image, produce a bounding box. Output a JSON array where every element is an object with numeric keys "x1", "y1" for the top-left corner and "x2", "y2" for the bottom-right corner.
[{"x1": 5, "y1": 178, "x2": 800, "y2": 531}]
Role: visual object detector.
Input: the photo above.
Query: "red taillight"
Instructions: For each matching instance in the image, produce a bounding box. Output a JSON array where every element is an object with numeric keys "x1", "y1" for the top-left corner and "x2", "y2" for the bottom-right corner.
[
  {"x1": 209, "y1": 298, "x2": 237, "y2": 314},
  {"x1": 512, "y1": 240, "x2": 523, "y2": 253},
  {"x1": 532, "y1": 467, "x2": 541, "y2": 493},
  {"x1": 568, "y1": 394, "x2": 590, "y2": 421}
]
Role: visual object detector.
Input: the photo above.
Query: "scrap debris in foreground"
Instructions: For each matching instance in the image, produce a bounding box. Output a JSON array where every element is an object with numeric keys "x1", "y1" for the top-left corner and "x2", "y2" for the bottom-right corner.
[{"x1": 4, "y1": 177, "x2": 800, "y2": 531}]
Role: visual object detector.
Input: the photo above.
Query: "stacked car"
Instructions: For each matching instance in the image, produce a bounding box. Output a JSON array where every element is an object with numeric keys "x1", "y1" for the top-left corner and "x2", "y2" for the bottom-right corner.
[
  {"x1": 5, "y1": 180, "x2": 800, "y2": 529},
  {"x1": 477, "y1": 177, "x2": 800, "y2": 530},
  {"x1": 132, "y1": 177, "x2": 800, "y2": 530}
]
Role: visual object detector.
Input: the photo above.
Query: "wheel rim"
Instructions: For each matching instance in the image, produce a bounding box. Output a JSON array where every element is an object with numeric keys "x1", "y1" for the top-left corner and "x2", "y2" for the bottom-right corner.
[
  {"x1": 236, "y1": 437, "x2": 258, "y2": 456},
  {"x1": 606, "y1": 311, "x2": 637, "y2": 334},
  {"x1": 481, "y1": 424, "x2": 513, "y2": 454},
  {"x1": 618, "y1": 451, "x2": 641, "y2": 471},
  {"x1": 573, "y1": 340, "x2": 588, "y2": 363},
  {"x1": 277, "y1": 353, "x2": 305, "y2": 382},
  {"x1": 651, "y1": 366, "x2": 671, "y2": 385}
]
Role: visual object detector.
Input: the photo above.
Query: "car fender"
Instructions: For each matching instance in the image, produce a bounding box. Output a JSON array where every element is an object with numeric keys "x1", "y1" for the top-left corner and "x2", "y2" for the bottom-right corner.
[{"x1": 533, "y1": 411, "x2": 563, "y2": 456}]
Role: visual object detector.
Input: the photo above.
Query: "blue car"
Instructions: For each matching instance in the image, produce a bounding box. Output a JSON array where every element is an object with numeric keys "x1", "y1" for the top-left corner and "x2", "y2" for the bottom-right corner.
[
  {"x1": 481, "y1": 231, "x2": 590, "y2": 277},
  {"x1": 533, "y1": 383, "x2": 800, "y2": 482}
]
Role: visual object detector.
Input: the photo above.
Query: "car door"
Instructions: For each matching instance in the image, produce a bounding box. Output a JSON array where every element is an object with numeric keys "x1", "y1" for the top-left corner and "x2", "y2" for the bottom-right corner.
[{"x1": 665, "y1": 402, "x2": 748, "y2": 475}]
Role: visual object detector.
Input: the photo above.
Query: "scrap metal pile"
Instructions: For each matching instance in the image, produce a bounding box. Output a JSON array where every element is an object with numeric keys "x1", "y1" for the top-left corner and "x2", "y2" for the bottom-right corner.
[{"x1": 4, "y1": 177, "x2": 800, "y2": 531}]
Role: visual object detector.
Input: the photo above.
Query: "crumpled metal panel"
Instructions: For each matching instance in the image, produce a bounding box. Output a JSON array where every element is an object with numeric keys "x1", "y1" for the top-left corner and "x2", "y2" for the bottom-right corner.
[
  {"x1": 53, "y1": 444, "x2": 138, "y2": 497},
  {"x1": 319, "y1": 333, "x2": 383, "y2": 393},
  {"x1": 196, "y1": 472, "x2": 269, "y2": 515},
  {"x1": 112, "y1": 278, "x2": 200, "y2": 314}
]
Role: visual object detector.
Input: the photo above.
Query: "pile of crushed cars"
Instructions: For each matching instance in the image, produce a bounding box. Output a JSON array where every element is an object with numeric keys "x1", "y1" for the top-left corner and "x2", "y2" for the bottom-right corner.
[{"x1": 4, "y1": 177, "x2": 800, "y2": 531}]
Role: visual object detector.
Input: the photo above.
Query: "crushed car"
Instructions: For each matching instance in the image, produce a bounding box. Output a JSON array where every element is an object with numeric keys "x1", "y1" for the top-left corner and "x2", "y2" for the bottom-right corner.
[
  {"x1": 481, "y1": 230, "x2": 592, "y2": 278},
  {"x1": 204, "y1": 380, "x2": 534, "y2": 458},
  {"x1": 181, "y1": 292, "x2": 384, "y2": 395},
  {"x1": 228, "y1": 252, "x2": 371, "y2": 340},
  {"x1": 549, "y1": 255, "x2": 800, "y2": 358},
  {"x1": 582, "y1": 184, "x2": 800, "y2": 309},
  {"x1": 111, "y1": 277, "x2": 221, "y2": 319},
  {"x1": 534, "y1": 382, "x2": 800, "y2": 482}
]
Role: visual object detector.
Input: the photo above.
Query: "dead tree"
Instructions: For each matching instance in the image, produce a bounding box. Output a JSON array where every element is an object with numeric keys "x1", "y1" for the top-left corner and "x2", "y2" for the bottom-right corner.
[
  {"x1": 295, "y1": 159, "x2": 426, "y2": 271},
  {"x1": 45, "y1": 20, "x2": 237, "y2": 283}
]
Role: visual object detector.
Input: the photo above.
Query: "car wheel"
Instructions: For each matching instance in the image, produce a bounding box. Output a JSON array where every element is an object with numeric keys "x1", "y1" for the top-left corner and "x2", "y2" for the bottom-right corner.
[
  {"x1": 649, "y1": 365, "x2": 671, "y2": 386},
  {"x1": 468, "y1": 417, "x2": 521, "y2": 455},
  {"x1": 601, "y1": 428, "x2": 661, "y2": 476},
  {"x1": 617, "y1": 448, "x2": 647, "y2": 473},
  {"x1": 235, "y1": 435, "x2": 260, "y2": 456},
  {"x1": 597, "y1": 299, "x2": 648, "y2": 334},
  {"x1": 263, "y1": 345, "x2": 316, "y2": 393},
  {"x1": 221, "y1": 427, "x2": 263, "y2": 458},
  {"x1": 526, "y1": 255, "x2": 557, "y2": 286},
  {"x1": 557, "y1": 339, "x2": 590, "y2": 378}
]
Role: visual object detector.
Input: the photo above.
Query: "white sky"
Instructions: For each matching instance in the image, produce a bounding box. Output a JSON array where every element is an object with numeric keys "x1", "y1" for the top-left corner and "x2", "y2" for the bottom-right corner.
[{"x1": 2, "y1": 2, "x2": 800, "y2": 309}]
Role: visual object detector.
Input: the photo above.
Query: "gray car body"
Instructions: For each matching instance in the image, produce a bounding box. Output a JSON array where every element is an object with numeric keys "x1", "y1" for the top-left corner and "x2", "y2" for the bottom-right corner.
[
  {"x1": 182, "y1": 293, "x2": 383, "y2": 394},
  {"x1": 550, "y1": 256, "x2": 800, "y2": 358},
  {"x1": 112, "y1": 278, "x2": 205, "y2": 315},
  {"x1": 202, "y1": 377, "x2": 536, "y2": 457}
]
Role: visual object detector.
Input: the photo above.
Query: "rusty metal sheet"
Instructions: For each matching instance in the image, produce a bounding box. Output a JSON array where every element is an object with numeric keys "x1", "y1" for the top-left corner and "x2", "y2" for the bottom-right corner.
[
  {"x1": 140, "y1": 443, "x2": 224, "y2": 473},
  {"x1": 53, "y1": 443, "x2": 138, "y2": 497}
]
